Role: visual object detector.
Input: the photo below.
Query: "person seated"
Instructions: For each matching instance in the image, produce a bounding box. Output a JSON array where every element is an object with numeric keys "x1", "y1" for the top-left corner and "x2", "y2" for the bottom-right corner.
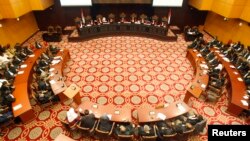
[
  {"x1": 4, "y1": 68, "x2": 16, "y2": 80},
  {"x1": 49, "y1": 45, "x2": 59, "y2": 55},
  {"x1": 80, "y1": 109, "x2": 96, "y2": 129},
  {"x1": 8, "y1": 63, "x2": 18, "y2": 74},
  {"x1": 208, "y1": 36, "x2": 219, "y2": 47},
  {"x1": 4, "y1": 44, "x2": 15, "y2": 58},
  {"x1": 200, "y1": 45, "x2": 210, "y2": 56},
  {"x1": 209, "y1": 77, "x2": 225, "y2": 88},
  {"x1": 0, "y1": 81, "x2": 15, "y2": 94},
  {"x1": 37, "y1": 78, "x2": 50, "y2": 91},
  {"x1": 114, "y1": 122, "x2": 134, "y2": 136},
  {"x1": 37, "y1": 69, "x2": 50, "y2": 80},
  {"x1": 0, "y1": 110, "x2": 13, "y2": 124},
  {"x1": 138, "y1": 124, "x2": 155, "y2": 136},
  {"x1": 205, "y1": 52, "x2": 215, "y2": 61},
  {"x1": 12, "y1": 56, "x2": 22, "y2": 66},
  {"x1": 186, "y1": 111, "x2": 204, "y2": 126},
  {"x1": 174, "y1": 119, "x2": 193, "y2": 134},
  {"x1": 98, "y1": 114, "x2": 113, "y2": 132},
  {"x1": 66, "y1": 108, "x2": 80, "y2": 129},
  {"x1": 237, "y1": 61, "x2": 249, "y2": 74},
  {"x1": 23, "y1": 46, "x2": 33, "y2": 55},
  {"x1": 35, "y1": 41, "x2": 42, "y2": 49},
  {"x1": 156, "y1": 120, "x2": 175, "y2": 138},
  {"x1": 102, "y1": 17, "x2": 107, "y2": 23},
  {"x1": 34, "y1": 90, "x2": 57, "y2": 104},
  {"x1": 2, "y1": 92, "x2": 15, "y2": 106},
  {"x1": 16, "y1": 49, "x2": 27, "y2": 60},
  {"x1": 38, "y1": 59, "x2": 49, "y2": 70}
]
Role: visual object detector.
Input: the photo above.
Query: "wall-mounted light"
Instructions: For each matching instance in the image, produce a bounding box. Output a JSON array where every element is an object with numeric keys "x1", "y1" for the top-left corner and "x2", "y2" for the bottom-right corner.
[
  {"x1": 239, "y1": 22, "x2": 243, "y2": 26},
  {"x1": 223, "y1": 17, "x2": 228, "y2": 21},
  {"x1": 17, "y1": 17, "x2": 20, "y2": 21},
  {"x1": 0, "y1": 23, "x2": 2, "y2": 27}
]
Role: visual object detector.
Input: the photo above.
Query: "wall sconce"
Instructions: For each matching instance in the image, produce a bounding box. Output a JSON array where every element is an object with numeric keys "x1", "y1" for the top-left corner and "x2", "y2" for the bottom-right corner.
[
  {"x1": 239, "y1": 22, "x2": 243, "y2": 26},
  {"x1": 223, "y1": 17, "x2": 228, "y2": 21},
  {"x1": 17, "y1": 17, "x2": 20, "y2": 21},
  {"x1": 0, "y1": 23, "x2": 2, "y2": 27}
]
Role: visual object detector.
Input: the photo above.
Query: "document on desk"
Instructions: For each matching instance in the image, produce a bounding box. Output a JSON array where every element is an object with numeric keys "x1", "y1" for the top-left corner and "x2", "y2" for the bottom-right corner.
[
  {"x1": 230, "y1": 65, "x2": 235, "y2": 69},
  {"x1": 241, "y1": 100, "x2": 249, "y2": 106},
  {"x1": 114, "y1": 110, "x2": 120, "y2": 115},
  {"x1": 176, "y1": 103, "x2": 185, "y2": 112},
  {"x1": 13, "y1": 104, "x2": 22, "y2": 111},
  {"x1": 157, "y1": 113, "x2": 166, "y2": 120},
  {"x1": 18, "y1": 71, "x2": 24, "y2": 74},
  {"x1": 49, "y1": 80, "x2": 56, "y2": 84},
  {"x1": 196, "y1": 54, "x2": 202, "y2": 57},
  {"x1": 215, "y1": 50, "x2": 220, "y2": 53},
  {"x1": 234, "y1": 71, "x2": 238, "y2": 75},
  {"x1": 223, "y1": 57, "x2": 230, "y2": 62},
  {"x1": 49, "y1": 68, "x2": 55, "y2": 72},
  {"x1": 201, "y1": 84, "x2": 206, "y2": 89},
  {"x1": 243, "y1": 95, "x2": 249, "y2": 100},
  {"x1": 20, "y1": 64, "x2": 27, "y2": 68},
  {"x1": 29, "y1": 54, "x2": 35, "y2": 57},
  {"x1": 51, "y1": 60, "x2": 61, "y2": 65},
  {"x1": 237, "y1": 77, "x2": 243, "y2": 81}
]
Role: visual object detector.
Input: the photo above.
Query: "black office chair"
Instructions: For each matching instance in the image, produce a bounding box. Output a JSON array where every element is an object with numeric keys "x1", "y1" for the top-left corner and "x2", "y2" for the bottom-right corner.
[{"x1": 47, "y1": 26, "x2": 55, "y2": 35}]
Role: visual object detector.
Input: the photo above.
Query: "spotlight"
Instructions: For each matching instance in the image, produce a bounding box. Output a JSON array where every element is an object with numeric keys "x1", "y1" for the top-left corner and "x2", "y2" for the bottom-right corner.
[
  {"x1": 239, "y1": 22, "x2": 243, "y2": 26},
  {"x1": 17, "y1": 18, "x2": 20, "y2": 21}
]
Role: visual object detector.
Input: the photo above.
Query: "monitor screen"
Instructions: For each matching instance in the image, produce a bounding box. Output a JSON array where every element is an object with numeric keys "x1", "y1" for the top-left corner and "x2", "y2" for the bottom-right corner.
[
  {"x1": 60, "y1": 0, "x2": 92, "y2": 6},
  {"x1": 152, "y1": 0, "x2": 183, "y2": 7}
]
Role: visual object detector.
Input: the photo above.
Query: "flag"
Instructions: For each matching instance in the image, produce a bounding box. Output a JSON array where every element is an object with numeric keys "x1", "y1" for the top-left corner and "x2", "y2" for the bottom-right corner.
[
  {"x1": 81, "y1": 8, "x2": 85, "y2": 24},
  {"x1": 167, "y1": 8, "x2": 172, "y2": 25}
]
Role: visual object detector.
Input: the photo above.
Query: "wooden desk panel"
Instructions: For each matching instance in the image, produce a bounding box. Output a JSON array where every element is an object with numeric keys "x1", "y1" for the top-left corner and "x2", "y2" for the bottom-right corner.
[
  {"x1": 12, "y1": 48, "x2": 46, "y2": 123},
  {"x1": 137, "y1": 101, "x2": 190, "y2": 123},
  {"x1": 184, "y1": 49, "x2": 209, "y2": 103},
  {"x1": 49, "y1": 49, "x2": 70, "y2": 98},
  {"x1": 211, "y1": 48, "x2": 249, "y2": 116},
  {"x1": 77, "y1": 101, "x2": 132, "y2": 122}
]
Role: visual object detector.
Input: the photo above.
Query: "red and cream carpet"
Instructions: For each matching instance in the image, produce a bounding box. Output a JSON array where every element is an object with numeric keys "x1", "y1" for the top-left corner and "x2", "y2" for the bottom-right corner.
[{"x1": 1, "y1": 32, "x2": 249, "y2": 141}]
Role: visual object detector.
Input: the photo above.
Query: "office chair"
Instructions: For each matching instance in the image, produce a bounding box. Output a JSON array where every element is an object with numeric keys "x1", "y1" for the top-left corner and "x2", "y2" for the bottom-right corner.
[
  {"x1": 47, "y1": 26, "x2": 55, "y2": 35},
  {"x1": 77, "y1": 119, "x2": 97, "y2": 136},
  {"x1": 95, "y1": 119, "x2": 115, "y2": 140}
]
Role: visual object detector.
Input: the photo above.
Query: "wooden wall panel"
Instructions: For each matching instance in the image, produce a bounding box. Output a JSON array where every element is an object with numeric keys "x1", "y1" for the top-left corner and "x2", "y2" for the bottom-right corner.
[
  {"x1": 0, "y1": 12, "x2": 39, "y2": 47},
  {"x1": 188, "y1": 0, "x2": 213, "y2": 10},
  {"x1": 34, "y1": 0, "x2": 207, "y2": 30},
  {"x1": 204, "y1": 12, "x2": 250, "y2": 46},
  {"x1": 240, "y1": 0, "x2": 250, "y2": 22}
]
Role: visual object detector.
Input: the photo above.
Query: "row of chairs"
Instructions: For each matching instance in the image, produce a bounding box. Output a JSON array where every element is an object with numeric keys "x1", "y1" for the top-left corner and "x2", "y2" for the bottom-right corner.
[{"x1": 59, "y1": 117, "x2": 207, "y2": 141}]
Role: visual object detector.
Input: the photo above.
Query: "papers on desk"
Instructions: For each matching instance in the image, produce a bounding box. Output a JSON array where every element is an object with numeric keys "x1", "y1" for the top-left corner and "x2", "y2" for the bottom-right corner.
[
  {"x1": 215, "y1": 50, "x2": 220, "y2": 53},
  {"x1": 86, "y1": 24, "x2": 92, "y2": 27},
  {"x1": 13, "y1": 104, "x2": 22, "y2": 111},
  {"x1": 234, "y1": 72, "x2": 238, "y2": 75},
  {"x1": 51, "y1": 59, "x2": 61, "y2": 65},
  {"x1": 54, "y1": 56, "x2": 62, "y2": 60},
  {"x1": 60, "y1": 49, "x2": 63, "y2": 52},
  {"x1": 49, "y1": 68, "x2": 55, "y2": 72},
  {"x1": 149, "y1": 111, "x2": 155, "y2": 115},
  {"x1": 203, "y1": 70, "x2": 208, "y2": 74},
  {"x1": 29, "y1": 54, "x2": 35, "y2": 57},
  {"x1": 193, "y1": 49, "x2": 197, "y2": 52},
  {"x1": 157, "y1": 113, "x2": 166, "y2": 120},
  {"x1": 241, "y1": 100, "x2": 249, "y2": 106},
  {"x1": 114, "y1": 110, "x2": 120, "y2": 115},
  {"x1": 201, "y1": 84, "x2": 206, "y2": 89},
  {"x1": 196, "y1": 54, "x2": 202, "y2": 57},
  {"x1": 124, "y1": 22, "x2": 131, "y2": 24},
  {"x1": 200, "y1": 64, "x2": 208, "y2": 69},
  {"x1": 230, "y1": 65, "x2": 235, "y2": 69},
  {"x1": 92, "y1": 104, "x2": 98, "y2": 108},
  {"x1": 219, "y1": 54, "x2": 224, "y2": 57},
  {"x1": 176, "y1": 103, "x2": 185, "y2": 112},
  {"x1": 79, "y1": 108, "x2": 83, "y2": 112},
  {"x1": 49, "y1": 80, "x2": 56, "y2": 84},
  {"x1": 237, "y1": 77, "x2": 243, "y2": 82},
  {"x1": 223, "y1": 57, "x2": 230, "y2": 62},
  {"x1": 18, "y1": 71, "x2": 24, "y2": 74},
  {"x1": 243, "y1": 95, "x2": 249, "y2": 100},
  {"x1": 20, "y1": 64, "x2": 27, "y2": 68}
]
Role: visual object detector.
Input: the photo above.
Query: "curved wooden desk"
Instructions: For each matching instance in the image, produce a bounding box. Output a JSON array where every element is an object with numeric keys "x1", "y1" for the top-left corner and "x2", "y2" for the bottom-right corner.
[
  {"x1": 137, "y1": 101, "x2": 190, "y2": 123},
  {"x1": 77, "y1": 101, "x2": 132, "y2": 122},
  {"x1": 49, "y1": 49, "x2": 70, "y2": 101},
  {"x1": 211, "y1": 48, "x2": 249, "y2": 116},
  {"x1": 68, "y1": 23, "x2": 177, "y2": 42},
  {"x1": 184, "y1": 49, "x2": 209, "y2": 103},
  {"x1": 12, "y1": 47, "x2": 47, "y2": 123}
]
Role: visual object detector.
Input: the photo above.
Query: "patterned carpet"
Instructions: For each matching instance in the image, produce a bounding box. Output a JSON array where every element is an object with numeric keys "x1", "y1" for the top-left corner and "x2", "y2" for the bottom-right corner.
[{"x1": 1, "y1": 32, "x2": 249, "y2": 141}]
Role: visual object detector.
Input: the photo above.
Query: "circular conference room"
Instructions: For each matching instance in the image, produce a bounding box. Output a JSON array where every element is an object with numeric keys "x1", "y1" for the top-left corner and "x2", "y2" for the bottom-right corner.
[{"x1": 0, "y1": 0, "x2": 249, "y2": 141}]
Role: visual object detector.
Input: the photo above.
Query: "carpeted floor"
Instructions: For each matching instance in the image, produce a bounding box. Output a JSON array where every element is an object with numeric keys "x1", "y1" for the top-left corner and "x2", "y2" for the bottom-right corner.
[{"x1": 1, "y1": 32, "x2": 249, "y2": 141}]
